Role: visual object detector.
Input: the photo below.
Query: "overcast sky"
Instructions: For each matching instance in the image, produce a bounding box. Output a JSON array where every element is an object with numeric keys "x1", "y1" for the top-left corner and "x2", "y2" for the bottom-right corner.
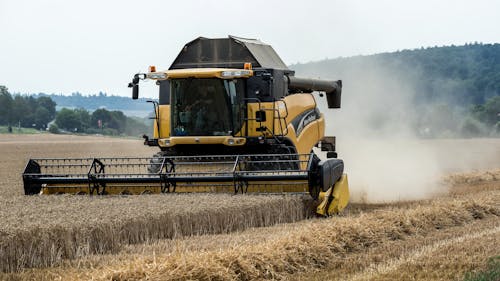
[{"x1": 1, "y1": 0, "x2": 498, "y2": 98}]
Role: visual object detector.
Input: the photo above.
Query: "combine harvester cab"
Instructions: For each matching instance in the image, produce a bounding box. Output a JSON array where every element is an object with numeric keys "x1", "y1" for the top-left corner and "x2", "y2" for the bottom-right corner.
[{"x1": 23, "y1": 36, "x2": 349, "y2": 216}]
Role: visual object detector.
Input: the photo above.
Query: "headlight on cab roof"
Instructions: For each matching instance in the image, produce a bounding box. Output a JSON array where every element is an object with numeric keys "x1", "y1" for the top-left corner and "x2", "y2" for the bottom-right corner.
[
  {"x1": 220, "y1": 70, "x2": 252, "y2": 78},
  {"x1": 147, "y1": 72, "x2": 167, "y2": 79}
]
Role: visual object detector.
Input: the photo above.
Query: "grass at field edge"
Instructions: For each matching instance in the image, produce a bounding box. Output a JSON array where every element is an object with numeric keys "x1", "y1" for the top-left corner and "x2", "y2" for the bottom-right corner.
[
  {"x1": 0, "y1": 126, "x2": 44, "y2": 134},
  {"x1": 463, "y1": 256, "x2": 500, "y2": 281}
]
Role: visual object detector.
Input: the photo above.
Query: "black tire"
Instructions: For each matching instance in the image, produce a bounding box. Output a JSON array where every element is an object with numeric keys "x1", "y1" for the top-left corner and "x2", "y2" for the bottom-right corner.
[
  {"x1": 148, "y1": 152, "x2": 164, "y2": 174},
  {"x1": 148, "y1": 149, "x2": 177, "y2": 174},
  {"x1": 308, "y1": 153, "x2": 321, "y2": 199}
]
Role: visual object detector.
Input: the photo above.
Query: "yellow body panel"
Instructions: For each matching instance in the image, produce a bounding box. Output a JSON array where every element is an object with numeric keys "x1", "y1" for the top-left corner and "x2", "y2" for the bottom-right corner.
[
  {"x1": 328, "y1": 174, "x2": 349, "y2": 214},
  {"x1": 316, "y1": 174, "x2": 350, "y2": 216},
  {"x1": 247, "y1": 94, "x2": 322, "y2": 155},
  {"x1": 289, "y1": 116, "x2": 323, "y2": 155},
  {"x1": 316, "y1": 186, "x2": 333, "y2": 216},
  {"x1": 42, "y1": 181, "x2": 308, "y2": 195},
  {"x1": 282, "y1": 94, "x2": 317, "y2": 121},
  {"x1": 246, "y1": 102, "x2": 288, "y2": 137},
  {"x1": 245, "y1": 94, "x2": 317, "y2": 136},
  {"x1": 42, "y1": 183, "x2": 161, "y2": 195},
  {"x1": 154, "y1": 105, "x2": 171, "y2": 139}
]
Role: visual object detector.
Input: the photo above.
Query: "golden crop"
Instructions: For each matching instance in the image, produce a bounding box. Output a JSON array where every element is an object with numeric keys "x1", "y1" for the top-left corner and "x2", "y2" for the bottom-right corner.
[{"x1": 0, "y1": 134, "x2": 498, "y2": 280}]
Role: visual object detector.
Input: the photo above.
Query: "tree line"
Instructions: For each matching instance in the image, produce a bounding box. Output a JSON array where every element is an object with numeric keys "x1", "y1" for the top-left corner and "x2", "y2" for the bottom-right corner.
[
  {"x1": 0, "y1": 85, "x2": 56, "y2": 130},
  {"x1": 53, "y1": 107, "x2": 152, "y2": 136},
  {"x1": 465, "y1": 95, "x2": 500, "y2": 136},
  {"x1": 0, "y1": 86, "x2": 152, "y2": 136},
  {"x1": 32, "y1": 92, "x2": 153, "y2": 117},
  {"x1": 416, "y1": 95, "x2": 500, "y2": 137},
  {"x1": 293, "y1": 43, "x2": 500, "y2": 106},
  {"x1": 292, "y1": 43, "x2": 500, "y2": 137}
]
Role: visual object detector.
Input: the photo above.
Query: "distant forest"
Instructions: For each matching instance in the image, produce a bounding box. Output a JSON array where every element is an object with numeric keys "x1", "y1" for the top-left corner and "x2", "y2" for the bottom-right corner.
[
  {"x1": 292, "y1": 43, "x2": 500, "y2": 137},
  {"x1": 0, "y1": 86, "x2": 152, "y2": 136},
  {"x1": 32, "y1": 92, "x2": 154, "y2": 117}
]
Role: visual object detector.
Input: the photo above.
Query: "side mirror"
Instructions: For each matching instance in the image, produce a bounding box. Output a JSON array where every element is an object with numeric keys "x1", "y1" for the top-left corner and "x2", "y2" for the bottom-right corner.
[
  {"x1": 132, "y1": 84, "x2": 139, "y2": 100},
  {"x1": 128, "y1": 76, "x2": 141, "y2": 100},
  {"x1": 255, "y1": 110, "x2": 267, "y2": 122}
]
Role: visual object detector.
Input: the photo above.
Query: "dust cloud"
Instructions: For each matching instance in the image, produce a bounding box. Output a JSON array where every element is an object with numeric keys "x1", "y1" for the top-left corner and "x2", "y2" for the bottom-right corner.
[
  {"x1": 335, "y1": 138, "x2": 443, "y2": 203},
  {"x1": 311, "y1": 64, "x2": 499, "y2": 203}
]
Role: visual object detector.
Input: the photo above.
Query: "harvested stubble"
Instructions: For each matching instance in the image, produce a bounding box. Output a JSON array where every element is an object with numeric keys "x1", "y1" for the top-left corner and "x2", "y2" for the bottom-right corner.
[
  {"x1": 444, "y1": 169, "x2": 500, "y2": 185},
  {"x1": 0, "y1": 194, "x2": 313, "y2": 273},
  {"x1": 356, "y1": 224, "x2": 500, "y2": 281},
  {"x1": 96, "y1": 189, "x2": 498, "y2": 281},
  {"x1": 295, "y1": 214, "x2": 500, "y2": 281},
  {"x1": 15, "y1": 184, "x2": 498, "y2": 281}
]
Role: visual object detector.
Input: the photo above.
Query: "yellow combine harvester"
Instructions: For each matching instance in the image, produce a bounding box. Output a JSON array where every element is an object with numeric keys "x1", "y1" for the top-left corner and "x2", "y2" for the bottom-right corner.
[{"x1": 22, "y1": 36, "x2": 349, "y2": 216}]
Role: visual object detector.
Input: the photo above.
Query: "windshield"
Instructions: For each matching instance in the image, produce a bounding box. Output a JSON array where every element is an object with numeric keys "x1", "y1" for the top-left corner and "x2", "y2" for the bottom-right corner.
[{"x1": 171, "y1": 78, "x2": 245, "y2": 136}]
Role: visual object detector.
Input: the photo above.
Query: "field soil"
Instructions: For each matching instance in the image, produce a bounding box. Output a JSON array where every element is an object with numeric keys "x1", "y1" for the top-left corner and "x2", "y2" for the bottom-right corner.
[{"x1": 0, "y1": 134, "x2": 498, "y2": 280}]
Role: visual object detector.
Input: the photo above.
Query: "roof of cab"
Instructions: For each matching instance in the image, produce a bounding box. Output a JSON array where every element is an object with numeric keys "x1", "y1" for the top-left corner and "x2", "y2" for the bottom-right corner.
[{"x1": 169, "y1": 35, "x2": 289, "y2": 71}]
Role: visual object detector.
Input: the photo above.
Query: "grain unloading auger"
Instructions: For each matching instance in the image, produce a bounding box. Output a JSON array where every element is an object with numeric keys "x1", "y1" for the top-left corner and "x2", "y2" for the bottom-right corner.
[{"x1": 22, "y1": 36, "x2": 349, "y2": 216}]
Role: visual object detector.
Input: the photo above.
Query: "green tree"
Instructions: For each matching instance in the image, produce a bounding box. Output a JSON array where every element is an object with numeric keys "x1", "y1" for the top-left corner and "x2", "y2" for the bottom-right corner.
[
  {"x1": 109, "y1": 110, "x2": 127, "y2": 133},
  {"x1": 90, "y1": 108, "x2": 127, "y2": 133},
  {"x1": 470, "y1": 104, "x2": 487, "y2": 122},
  {"x1": 55, "y1": 108, "x2": 81, "y2": 132},
  {"x1": 469, "y1": 95, "x2": 500, "y2": 135},
  {"x1": 125, "y1": 116, "x2": 150, "y2": 136},
  {"x1": 0, "y1": 86, "x2": 13, "y2": 126},
  {"x1": 0, "y1": 89, "x2": 57, "y2": 130},
  {"x1": 482, "y1": 96, "x2": 500, "y2": 126},
  {"x1": 460, "y1": 117, "x2": 485, "y2": 137},
  {"x1": 36, "y1": 96, "x2": 57, "y2": 121},
  {"x1": 48, "y1": 124, "x2": 59, "y2": 134},
  {"x1": 34, "y1": 107, "x2": 51, "y2": 129},
  {"x1": 74, "y1": 108, "x2": 91, "y2": 132},
  {"x1": 12, "y1": 95, "x2": 31, "y2": 127},
  {"x1": 91, "y1": 108, "x2": 112, "y2": 129}
]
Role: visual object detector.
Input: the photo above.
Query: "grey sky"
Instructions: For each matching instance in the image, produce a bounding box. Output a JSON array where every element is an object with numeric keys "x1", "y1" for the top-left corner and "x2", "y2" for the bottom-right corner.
[{"x1": 0, "y1": 0, "x2": 498, "y2": 98}]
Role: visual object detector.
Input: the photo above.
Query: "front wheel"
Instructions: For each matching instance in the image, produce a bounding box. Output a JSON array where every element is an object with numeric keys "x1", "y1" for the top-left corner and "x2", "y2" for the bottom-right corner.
[
  {"x1": 147, "y1": 149, "x2": 176, "y2": 174},
  {"x1": 148, "y1": 152, "x2": 163, "y2": 174}
]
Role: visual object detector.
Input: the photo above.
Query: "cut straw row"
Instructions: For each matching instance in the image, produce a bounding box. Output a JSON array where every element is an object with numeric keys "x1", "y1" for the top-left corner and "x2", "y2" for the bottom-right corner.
[
  {"x1": 0, "y1": 195, "x2": 313, "y2": 273},
  {"x1": 103, "y1": 194, "x2": 499, "y2": 281}
]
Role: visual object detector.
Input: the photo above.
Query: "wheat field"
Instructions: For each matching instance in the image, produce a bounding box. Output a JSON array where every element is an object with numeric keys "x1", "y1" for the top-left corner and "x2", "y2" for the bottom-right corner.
[
  {"x1": 0, "y1": 134, "x2": 315, "y2": 273},
  {"x1": 0, "y1": 134, "x2": 499, "y2": 280}
]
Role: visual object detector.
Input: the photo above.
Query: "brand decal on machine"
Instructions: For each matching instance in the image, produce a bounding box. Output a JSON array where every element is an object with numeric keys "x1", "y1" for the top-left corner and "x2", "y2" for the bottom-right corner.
[{"x1": 296, "y1": 110, "x2": 317, "y2": 136}]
